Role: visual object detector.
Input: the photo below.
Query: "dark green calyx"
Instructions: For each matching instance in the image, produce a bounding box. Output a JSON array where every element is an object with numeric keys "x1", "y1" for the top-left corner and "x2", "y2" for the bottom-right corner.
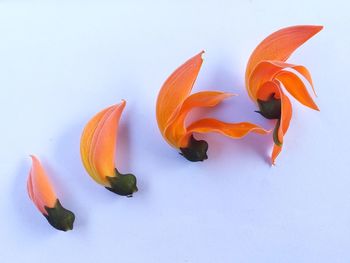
[
  {"x1": 44, "y1": 200, "x2": 75, "y2": 232},
  {"x1": 179, "y1": 135, "x2": 208, "y2": 162},
  {"x1": 273, "y1": 119, "x2": 282, "y2": 146},
  {"x1": 105, "y1": 169, "x2": 138, "y2": 197},
  {"x1": 256, "y1": 93, "x2": 281, "y2": 120}
]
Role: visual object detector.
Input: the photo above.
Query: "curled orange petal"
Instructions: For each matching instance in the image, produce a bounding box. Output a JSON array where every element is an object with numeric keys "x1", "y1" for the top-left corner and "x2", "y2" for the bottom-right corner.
[
  {"x1": 275, "y1": 82, "x2": 293, "y2": 145},
  {"x1": 27, "y1": 156, "x2": 75, "y2": 231},
  {"x1": 164, "y1": 91, "x2": 235, "y2": 147},
  {"x1": 246, "y1": 25, "x2": 323, "y2": 94},
  {"x1": 246, "y1": 25, "x2": 322, "y2": 163},
  {"x1": 183, "y1": 118, "x2": 269, "y2": 145},
  {"x1": 249, "y1": 60, "x2": 318, "y2": 104},
  {"x1": 156, "y1": 51, "x2": 204, "y2": 134},
  {"x1": 80, "y1": 100, "x2": 137, "y2": 196},
  {"x1": 156, "y1": 52, "x2": 270, "y2": 161},
  {"x1": 275, "y1": 70, "x2": 319, "y2": 111}
]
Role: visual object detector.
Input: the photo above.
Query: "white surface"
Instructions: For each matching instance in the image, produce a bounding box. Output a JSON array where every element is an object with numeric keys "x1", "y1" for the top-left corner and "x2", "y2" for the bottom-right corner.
[{"x1": 1, "y1": 1, "x2": 349, "y2": 262}]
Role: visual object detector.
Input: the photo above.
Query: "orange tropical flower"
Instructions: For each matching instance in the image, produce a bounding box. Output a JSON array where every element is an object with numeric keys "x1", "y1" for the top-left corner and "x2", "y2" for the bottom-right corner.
[
  {"x1": 80, "y1": 100, "x2": 137, "y2": 196},
  {"x1": 27, "y1": 155, "x2": 75, "y2": 231},
  {"x1": 245, "y1": 25, "x2": 323, "y2": 164},
  {"x1": 156, "y1": 51, "x2": 269, "y2": 161}
]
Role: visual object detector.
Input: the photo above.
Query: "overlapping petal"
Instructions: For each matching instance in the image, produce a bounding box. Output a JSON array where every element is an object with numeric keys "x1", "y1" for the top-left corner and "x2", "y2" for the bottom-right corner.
[
  {"x1": 164, "y1": 91, "x2": 235, "y2": 147},
  {"x1": 245, "y1": 25, "x2": 323, "y2": 93},
  {"x1": 245, "y1": 25, "x2": 322, "y2": 164},
  {"x1": 157, "y1": 51, "x2": 269, "y2": 161}
]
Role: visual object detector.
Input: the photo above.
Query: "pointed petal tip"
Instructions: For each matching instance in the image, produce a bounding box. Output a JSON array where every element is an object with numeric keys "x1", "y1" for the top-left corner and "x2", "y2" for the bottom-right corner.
[
  {"x1": 29, "y1": 155, "x2": 39, "y2": 163},
  {"x1": 113, "y1": 99, "x2": 126, "y2": 108},
  {"x1": 226, "y1": 92, "x2": 238, "y2": 97},
  {"x1": 196, "y1": 50, "x2": 205, "y2": 60},
  {"x1": 314, "y1": 25, "x2": 324, "y2": 31}
]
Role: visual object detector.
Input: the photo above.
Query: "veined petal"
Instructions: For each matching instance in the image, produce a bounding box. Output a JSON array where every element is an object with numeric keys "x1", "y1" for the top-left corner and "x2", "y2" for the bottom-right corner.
[
  {"x1": 246, "y1": 25, "x2": 323, "y2": 99},
  {"x1": 249, "y1": 60, "x2": 316, "y2": 101},
  {"x1": 164, "y1": 91, "x2": 235, "y2": 147},
  {"x1": 266, "y1": 60, "x2": 315, "y2": 95},
  {"x1": 80, "y1": 106, "x2": 114, "y2": 185},
  {"x1": 156, "y1": 51, "x2": 204, "y2": 134},
  {"x1": 28, "y1": 155, "x2": 57, "y2": 215},
  {"x1": 81, "y1": 101, "x2": 126, "y2": 186},
  {"x1": 275, "y1": 70, "x2": 319, "y2": 111},
  {"x1": 180, "y1": 118, "x2": 269, "y2": 146}
]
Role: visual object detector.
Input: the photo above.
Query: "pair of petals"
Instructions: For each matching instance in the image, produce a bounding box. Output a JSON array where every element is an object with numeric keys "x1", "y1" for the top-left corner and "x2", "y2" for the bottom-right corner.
[
  {"x1": 249, "y1": 60, "x2": 318, "y2": 111},
  {"x1": 157, "y1": 51, "x2": 269, "y2": 150},
  {"x1": 80, "y1": 101, "x2": 125, "y2": 186}
]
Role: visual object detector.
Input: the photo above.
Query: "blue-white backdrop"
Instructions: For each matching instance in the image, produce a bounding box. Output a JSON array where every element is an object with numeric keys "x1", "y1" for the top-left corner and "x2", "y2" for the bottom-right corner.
[{"x1": 1, "y1": 1, "x2": 349, "y2": 262}]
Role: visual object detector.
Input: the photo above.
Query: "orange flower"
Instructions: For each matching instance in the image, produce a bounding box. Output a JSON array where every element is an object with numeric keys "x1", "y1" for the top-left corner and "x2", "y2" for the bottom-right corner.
[
  {"x1": 245, "y1": 25, "x2": 323, "y2": 164},
  {"x1": 27, "y1": 155, "x2": 75, "y2": 231},
  {"x1": 156, "y1": 51, "x2": 269, "y2": 161},
  {"x1": 80, "y1": 100, "x2": 137, "y2": 196}
]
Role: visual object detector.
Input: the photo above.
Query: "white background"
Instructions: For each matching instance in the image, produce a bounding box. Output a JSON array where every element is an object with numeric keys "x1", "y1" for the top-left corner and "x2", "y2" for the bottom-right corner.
[{"x1": 1, "y1": 1, "x2": 349, "y2": 262}]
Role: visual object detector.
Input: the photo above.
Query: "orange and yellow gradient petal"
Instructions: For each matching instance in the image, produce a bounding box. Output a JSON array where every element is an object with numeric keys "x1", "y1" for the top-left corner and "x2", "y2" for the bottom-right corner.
[
  {"x1": 27, "y1": 156, "x2": 75, "y2": 231},
  {"x1": 80, "y1": 101, "x2": 137, "y2": 196}
]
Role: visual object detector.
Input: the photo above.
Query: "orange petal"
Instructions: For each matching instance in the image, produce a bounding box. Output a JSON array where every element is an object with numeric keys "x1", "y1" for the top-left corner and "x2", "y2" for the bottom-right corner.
[
  {"x1": 180, "y1": 118, "x2": 269, "y2": 146},
  {"x1": 267, "y1": 60, "x2": 316, "y2": 96},
  {"x1": 275, "y1": 70, "x2": 319, "y2": 111},
  {"x1": 271, "y1": 83, "x2": 293, "y2": 164},
  {"x1": 246, "y1": 25, "x2": 323, "y2": 99},
  {"x1": 80, "y1": 106, "x2": 114, "y2": 185},
  {"x1": 271, "y1": 144, "x2": 282, "y2": 165},
  {"x1": 277, "y1": 84, "x2": 293, "y2": 144},
  {"x1": 156, "y1": 51, "x2": 204, "y2": 134},
  {"x1": 80, "y1": 101, "x2": 126, "y2": 186},
  {"x1": 256, "y1": 80, "x2": 281, "y2": 101},
  {"x1": 27, "y1": 156, "x2": 57, "y2": 215},
  {"x1": 164, "y1": 91, "x2": 235, "y2": 147},
  {"x1": 249, "y1": 60, "x2": 316, "y2": 101}
]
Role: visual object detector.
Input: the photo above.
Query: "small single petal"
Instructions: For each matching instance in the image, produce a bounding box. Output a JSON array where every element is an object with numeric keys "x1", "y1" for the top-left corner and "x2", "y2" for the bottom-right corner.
[
  {"x1": 80, "y1": 101, "x2": 137, "y2": 196},
  {"x1": 275, "y1": 82, "x2": 293, "y2": 145},
  {"x1": 28, "y1": 155, "x2": 57, "y2": 214},
  {"x1": 80, "y1": 106, "x2": 115, "y2": 185},
  {"x1": 275, "y1": 70, "x2": 319, "y2": 111},
  {"x1": 182, "y1": 118, "x2": 270, "y2": 146},
  {"x1": 27, "y1": 156, "x2": 75, "y2": 231},
  {"x1": 156, "y1": 51, "x2": 204, "y2": 134}
]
